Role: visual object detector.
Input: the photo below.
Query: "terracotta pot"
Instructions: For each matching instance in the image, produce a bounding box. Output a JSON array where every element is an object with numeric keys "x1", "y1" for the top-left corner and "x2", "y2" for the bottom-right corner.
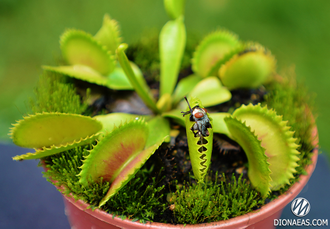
[{"x1": 62, "y1": 127, "x2": 318, "y2": 229}]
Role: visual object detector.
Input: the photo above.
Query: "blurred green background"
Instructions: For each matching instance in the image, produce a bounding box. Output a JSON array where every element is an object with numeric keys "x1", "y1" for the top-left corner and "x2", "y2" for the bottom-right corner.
[{"x1": 1, "y1": 0, "x2": 329, "y2": 157}]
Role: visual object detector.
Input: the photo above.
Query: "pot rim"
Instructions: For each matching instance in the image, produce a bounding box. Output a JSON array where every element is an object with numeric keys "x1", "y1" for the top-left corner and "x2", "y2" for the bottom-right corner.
[{"x1": 63, "y1": 126, "x2": 319, "y2": 229}]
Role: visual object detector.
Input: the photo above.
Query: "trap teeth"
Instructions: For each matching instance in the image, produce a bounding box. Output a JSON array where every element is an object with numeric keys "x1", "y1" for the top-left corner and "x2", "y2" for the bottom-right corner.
[{"x1": 232, "y1": 104, "x2": 300, "y2": 190}]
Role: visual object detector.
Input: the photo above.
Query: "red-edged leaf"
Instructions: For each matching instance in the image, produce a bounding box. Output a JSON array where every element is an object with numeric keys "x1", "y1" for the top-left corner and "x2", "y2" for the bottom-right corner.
[
  {"x1": 99, "y1": 138, "x2": 165, "y2": 206},
  {"x1": 79, "y1": 120, "x2": 148, "y2": 186}
]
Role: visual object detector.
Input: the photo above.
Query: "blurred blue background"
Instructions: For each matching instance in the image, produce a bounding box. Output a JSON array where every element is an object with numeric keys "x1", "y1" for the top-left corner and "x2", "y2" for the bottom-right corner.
[{"x1": 1, "y1": 0, "x2": 329, "y2": 228}]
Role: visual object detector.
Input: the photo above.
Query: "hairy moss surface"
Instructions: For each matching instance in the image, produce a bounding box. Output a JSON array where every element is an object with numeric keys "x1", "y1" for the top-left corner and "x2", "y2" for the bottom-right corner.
[
  {"x1": 30, "y1": 72, "x2": 89, "y2": 114},
  {"x1": 171, "y1": 174, "x2": 264, "y2": 224}
]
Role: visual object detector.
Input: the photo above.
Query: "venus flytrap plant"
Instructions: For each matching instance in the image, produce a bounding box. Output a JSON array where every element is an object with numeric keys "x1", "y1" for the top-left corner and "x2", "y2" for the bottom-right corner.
[{"x1": 9, "y1": 0, "x2": 316, "y2": 224}]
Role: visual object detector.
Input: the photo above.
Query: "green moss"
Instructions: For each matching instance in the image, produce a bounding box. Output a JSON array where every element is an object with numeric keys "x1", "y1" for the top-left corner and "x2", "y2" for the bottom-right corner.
[
  {"x1": 30, "y1": 71, "x2": 89, "y2": 114},
  {"x1": 172, "y1": 174, "x2": 265, "y2": 224},
  {"x1": 43, "y1": 144, "x2": 109, "y2": 207},
  {"x1": 102, "y1": 172, "x2": 166, "y2": 222}
]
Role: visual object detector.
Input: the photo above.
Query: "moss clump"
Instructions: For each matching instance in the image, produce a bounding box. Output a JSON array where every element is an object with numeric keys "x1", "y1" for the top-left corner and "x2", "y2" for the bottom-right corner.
[
  {"x1": 30, "y1": 72, "x2": 89, "y2": 114},
  {"x1": 43, "y1": 144, "x2": 110, "y2": 207},
  {"x1": 171, "y1": 174, "x2": 264, "y2": 224},
  {"x1": 102, "y1": 172, "x2": 166, "y2": 223}
]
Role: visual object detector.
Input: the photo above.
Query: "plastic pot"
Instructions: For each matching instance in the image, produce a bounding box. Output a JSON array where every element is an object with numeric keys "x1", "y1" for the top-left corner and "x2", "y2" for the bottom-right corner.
[{"x1": 62, "y1": 128, "x2": 318, "y2": 229}]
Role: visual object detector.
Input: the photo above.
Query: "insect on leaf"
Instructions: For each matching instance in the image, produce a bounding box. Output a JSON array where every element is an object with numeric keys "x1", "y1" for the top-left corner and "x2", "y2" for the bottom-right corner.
[{"x1": 182, "y1": 97, "x2": 213, "y2": 182}]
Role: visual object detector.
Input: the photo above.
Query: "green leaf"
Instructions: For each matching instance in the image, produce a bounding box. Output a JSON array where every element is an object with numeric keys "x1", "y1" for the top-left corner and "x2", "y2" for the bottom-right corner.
[
  {"x1": 10, "y1": 113, "x2": 102, "y2": 148},
  {"x1": 99, "y1": 137, "x2": 166, "y2": 207},
  {"x1": 172, "y1": 74, "x2": 202, "y2": 106},
  {"x1": 232, "y1": 104, "x2": 300, "y2": 190},
  {"x1": 60, "y1": 29, "x2": 116, "y2": 75},
  {"x1": 79, "y1": 120, "x2": 149, "y2": 186},
  {"x1": 94, "y1": 113, "x2": 148, "y2": 136},
  {"x1": 106, "y1": 62, "x2": 145, "y2": 90},
  {"x1": 192, "y1": 30, "x2": 240, "y2": 78},
  {"x1": 159, "y1": 16, "x2": 186, "y2": 96},
  {"x1": 207, "y1": 45, "x2": 245, "y2": 77},
  {"x1": 189, "y1": 76, "x2": 232, "y2": 107},
  {"x1": 156, "y1": 93, "x2": 172, "y2": 113},
  {"x1": 94, "y1": 14, "x2": 122, "y2": 54},
  {"x1": 219, "y1": 44, "x2": 276, "y2": 90},
  {"x1": 146, "y1": 116, "x2": 171, "y2": 148},
  {"x1": 43, "y1": 62, "x2": 143, "y2": 90},
  {"x1": 43, "y1": 65, "x2": 107, "y2": 87},
  {"x1": 116, "y1": 44, "x2": 160, "y2": 113},
  {"x1": 224, "y1": 116, "x2": 271, "y2": 197},
  {"x1": 12, "y1": 134, "x2": 98, "y2": 160},
  {"x1": 162, "y1": 109, "x2": 185, "y2": 126},
  {"x1": 209, "y1": 113, "x2": 231, "y2": 136},
  {"x1": 164, "y1": 0, "x2": 186, "y2": 19}
]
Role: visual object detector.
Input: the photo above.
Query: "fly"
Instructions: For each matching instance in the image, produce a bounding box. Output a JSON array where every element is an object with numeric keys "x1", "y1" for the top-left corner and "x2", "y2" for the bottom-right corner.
[{"x1": 181, "y1": 96, "x2": 211, "y2": 138}]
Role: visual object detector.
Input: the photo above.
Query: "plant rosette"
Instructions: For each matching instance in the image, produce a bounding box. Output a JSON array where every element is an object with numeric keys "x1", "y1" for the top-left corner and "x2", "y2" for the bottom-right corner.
[{"x1": 10, "y1": 0, "x2": 318, "y2": 228}]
